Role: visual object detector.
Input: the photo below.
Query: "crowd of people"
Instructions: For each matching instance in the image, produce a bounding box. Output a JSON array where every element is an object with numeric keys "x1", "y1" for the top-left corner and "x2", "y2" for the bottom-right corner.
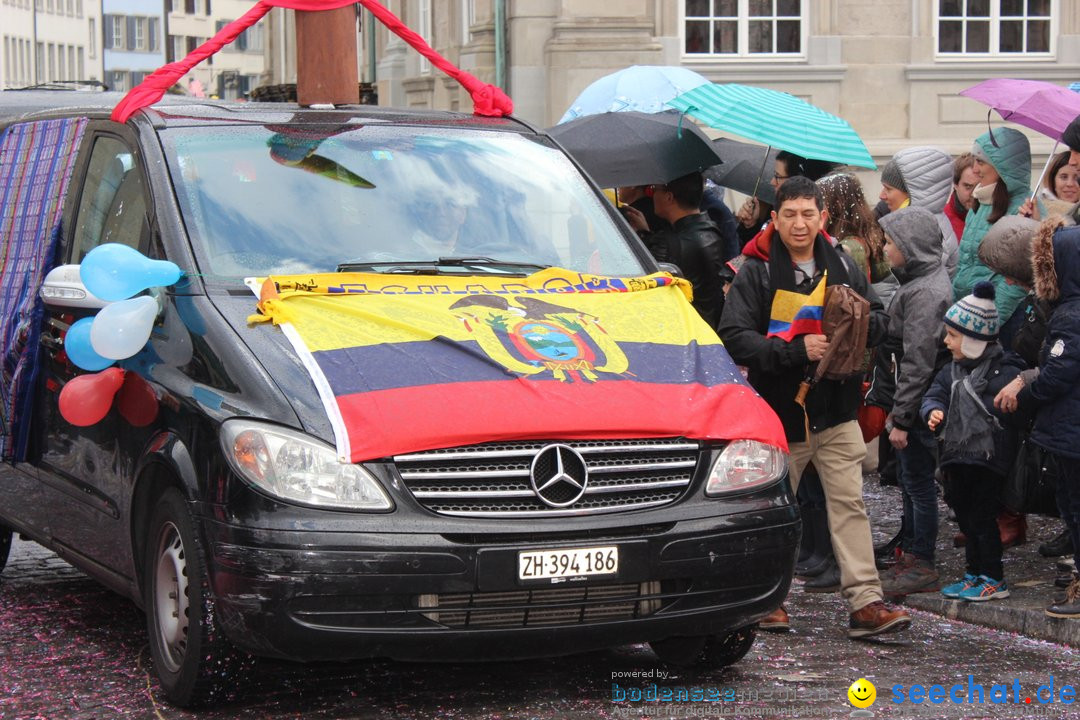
[{"x1": 621, "y1": 114, "x2": 1080, "y2": 639}]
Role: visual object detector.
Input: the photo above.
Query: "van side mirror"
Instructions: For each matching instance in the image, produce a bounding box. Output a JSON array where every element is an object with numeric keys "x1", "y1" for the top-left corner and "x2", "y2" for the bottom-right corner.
[
  {"x1": 658, "y1": 262, "x2": 683, "y2": 278},
  {"x1": 39, "y1": 265, "x2": 108, "y2": 309}
]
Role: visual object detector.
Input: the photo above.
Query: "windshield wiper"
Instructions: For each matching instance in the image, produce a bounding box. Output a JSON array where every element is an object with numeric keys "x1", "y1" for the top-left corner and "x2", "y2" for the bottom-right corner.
[{"x1": 336, "y1": 257, "x2": 551, "y2": 275}]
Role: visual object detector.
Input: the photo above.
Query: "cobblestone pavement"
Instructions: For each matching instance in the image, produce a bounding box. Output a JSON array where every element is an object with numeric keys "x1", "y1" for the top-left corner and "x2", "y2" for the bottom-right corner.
[{"x1": 0, "y1": 482, "x2": 1076, "y2": 720}]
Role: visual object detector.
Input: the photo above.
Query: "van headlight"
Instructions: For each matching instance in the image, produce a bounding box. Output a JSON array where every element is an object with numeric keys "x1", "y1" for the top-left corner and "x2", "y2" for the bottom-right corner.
[
  {"x1": 220, "y1": 420, "x2": 393, "y2": 511},
  {"x1": 704, "y1": 440, "x2": 788, "y2": 496}
]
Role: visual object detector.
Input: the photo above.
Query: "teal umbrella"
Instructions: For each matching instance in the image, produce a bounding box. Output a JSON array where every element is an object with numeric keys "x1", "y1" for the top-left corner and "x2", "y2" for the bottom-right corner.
[{"x1": 667, "y1": 83, "x2": 876, "y2": 170}]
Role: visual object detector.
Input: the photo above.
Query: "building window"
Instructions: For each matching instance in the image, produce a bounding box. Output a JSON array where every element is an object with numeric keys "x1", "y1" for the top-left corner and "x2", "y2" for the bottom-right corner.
[
  {"x1": 185, "y1": 0, "x2": 195, "y2": 13},
  {"x1": 246, "y1": 22, "x2": 264, "y2": 52},
  {"x1": 684, "y1": 0, "x2": 804, "y2": 56},
  {"x1": 107, "y1": 15, "x2": 124, "y2": 50},
  {"x1": 937, "y1": 0, "x2": 1053, "y2": 55},
  {"x1": 133, "y1": 18, "x2": 146, "y2": 51},
  {"x1": 88, "y1": 17, "x2": 96, "y2": 58},
  {"x1": 418, "y1": 0, "x2": 432, "y2": 73}
]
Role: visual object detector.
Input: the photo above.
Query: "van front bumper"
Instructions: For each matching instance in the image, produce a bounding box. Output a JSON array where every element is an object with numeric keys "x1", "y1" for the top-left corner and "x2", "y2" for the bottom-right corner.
[{"x1": 201, "y1": 505, "x2": 799, "y2": 662}]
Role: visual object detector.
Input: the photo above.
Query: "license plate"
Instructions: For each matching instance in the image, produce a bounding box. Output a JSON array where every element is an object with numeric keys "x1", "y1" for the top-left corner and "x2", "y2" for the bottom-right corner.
[{"x1": 518, "y1": 546, "x2": 618, "y2": 581}]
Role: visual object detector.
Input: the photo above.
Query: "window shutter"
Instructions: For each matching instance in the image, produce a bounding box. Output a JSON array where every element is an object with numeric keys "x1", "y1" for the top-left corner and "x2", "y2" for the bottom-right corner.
[
  {"x1": 103, "y1": 14, "x2": 113, "y2": 48},
  {"x1": 148, "y1": 18, "x2": 158, "y2": 52},
  {"x1": 126, "y1": 17, "x2": 136, "y2": 50}
]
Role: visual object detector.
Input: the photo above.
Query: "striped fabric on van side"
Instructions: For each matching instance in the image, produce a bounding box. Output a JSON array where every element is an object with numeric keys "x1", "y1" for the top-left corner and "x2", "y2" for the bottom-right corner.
[{"x1": 0, "y1": 117, "x2": 87, "y2": 462}]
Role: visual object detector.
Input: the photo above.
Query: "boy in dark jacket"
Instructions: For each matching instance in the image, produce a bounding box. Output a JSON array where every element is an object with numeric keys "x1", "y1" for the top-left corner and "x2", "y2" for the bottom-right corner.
[
  {"x1": 923, "y1": 281, "x2": 1024, "y2": 601},
  {"x1": 870, "y1": 207, "x2": 953, "y2": 596}
]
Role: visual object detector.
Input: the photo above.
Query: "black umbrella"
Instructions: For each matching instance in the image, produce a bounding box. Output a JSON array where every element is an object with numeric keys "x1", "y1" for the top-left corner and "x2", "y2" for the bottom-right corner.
[
  {"x1": 704, "y1": 137, "x2": 779, "y2": 204},
  {"x1": 546, "y1": 110, "x2": 723, "y2": 188}
]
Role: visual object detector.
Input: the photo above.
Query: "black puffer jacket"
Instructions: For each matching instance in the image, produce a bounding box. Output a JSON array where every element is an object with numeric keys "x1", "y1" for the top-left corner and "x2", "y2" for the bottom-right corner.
[
  {"x1": 921, "y1": 350, "x2": 1026, "y2": 473},
  {"x1": 645, "y1": 212, "x2": 725, "y2": 328},
  {"x1": 1017, "y1": 221, "x2": 1080, "y2": 460},
  {"x1": 719, "y1": 228, "x2": 888, "y2": 442}
]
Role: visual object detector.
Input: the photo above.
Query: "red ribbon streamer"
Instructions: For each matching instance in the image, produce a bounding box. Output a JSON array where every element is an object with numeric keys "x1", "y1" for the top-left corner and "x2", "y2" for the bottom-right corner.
[{"x1": 110, "y1": 0, "x2": 513, "y2": 123}]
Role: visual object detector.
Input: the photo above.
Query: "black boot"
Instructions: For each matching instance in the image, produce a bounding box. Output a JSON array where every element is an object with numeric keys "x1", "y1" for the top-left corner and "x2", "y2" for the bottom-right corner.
[
  {"x1": 795, "y1": 508, "x2": 833, "y2": 578},
  {"x1": 1046, "y1": 574, "x2": 1080, "y2": 618},
  {"x1": 874, "y1": 517, "x2": 904, "y2": 557},
  {"x1": 803, "y1": 557, "x2": 840, "y2": 593},
  {"x1": 1040, "y1": 529, "x2": 1075, "y2": 558},
  {"x1": 797, "y1": 506, "x2": 816, "y2": 564}
]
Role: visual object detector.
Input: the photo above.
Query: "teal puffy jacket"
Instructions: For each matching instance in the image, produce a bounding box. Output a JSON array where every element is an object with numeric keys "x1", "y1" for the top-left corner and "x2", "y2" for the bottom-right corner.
[{"x1": 953, "y1": 127, "x2": 1031, "y2": 319}]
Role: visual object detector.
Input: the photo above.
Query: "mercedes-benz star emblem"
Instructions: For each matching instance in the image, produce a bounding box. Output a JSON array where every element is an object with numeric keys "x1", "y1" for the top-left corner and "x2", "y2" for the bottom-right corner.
[{"x1": 530, "y1": 444, "x2": 589, "y2": 508}]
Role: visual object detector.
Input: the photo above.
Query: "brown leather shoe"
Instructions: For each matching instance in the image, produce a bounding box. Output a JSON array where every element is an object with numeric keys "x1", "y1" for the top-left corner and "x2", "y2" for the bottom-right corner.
[
  {"x1": 848, "y1": 601, "x2": 911, "y2": 639},
  {"x1": 759, "y1": 605, "x2": 790, "y2": 633}
]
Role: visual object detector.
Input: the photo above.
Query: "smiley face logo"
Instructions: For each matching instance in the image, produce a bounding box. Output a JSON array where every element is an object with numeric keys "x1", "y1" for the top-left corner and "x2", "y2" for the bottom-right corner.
[{"x1": 848, "y1": 678, "x2": 876, "y2": 708}]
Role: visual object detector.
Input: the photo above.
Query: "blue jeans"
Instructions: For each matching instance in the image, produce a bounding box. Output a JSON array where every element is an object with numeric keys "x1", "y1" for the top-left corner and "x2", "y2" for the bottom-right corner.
[
  {"x1": 1051, "y1": 450, "x2": 1080, "y2": 570},
  {"x1": 897, "y1": 423, "x2": 939, "y2": 563}
]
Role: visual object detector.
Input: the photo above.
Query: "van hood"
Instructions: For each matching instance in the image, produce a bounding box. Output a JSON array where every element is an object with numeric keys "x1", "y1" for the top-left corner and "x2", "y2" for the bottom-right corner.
[
  {"x1": 204, "y1": 291, "x2": 338, "y2": 442},
  {"x1": 232, "y1": 269, "x2": 788, "y2": 462}
]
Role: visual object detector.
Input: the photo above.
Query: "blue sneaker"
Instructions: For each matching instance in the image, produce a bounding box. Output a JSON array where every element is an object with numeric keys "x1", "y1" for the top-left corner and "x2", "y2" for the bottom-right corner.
[
  {"x1": 941, "y1": 573, "x2": 979, "y2": 599},
  {"x1": 957, "y1": 576, "x2": 1010, "y2": 602}
]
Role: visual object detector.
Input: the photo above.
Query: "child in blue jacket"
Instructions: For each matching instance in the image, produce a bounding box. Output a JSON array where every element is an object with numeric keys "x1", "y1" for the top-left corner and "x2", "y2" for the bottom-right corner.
[{"x1": 922, "y1": 281, "x2": 1025, "y2": 601}]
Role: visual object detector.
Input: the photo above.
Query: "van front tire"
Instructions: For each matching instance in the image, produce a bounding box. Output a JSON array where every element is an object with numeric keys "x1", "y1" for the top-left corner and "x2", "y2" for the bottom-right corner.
[
  {"x1": 144, "y1": 488, "x2": 246, "y2": 706},
  {"x1": 0, "y1": 525, "x2": 11, "y2": 573}
]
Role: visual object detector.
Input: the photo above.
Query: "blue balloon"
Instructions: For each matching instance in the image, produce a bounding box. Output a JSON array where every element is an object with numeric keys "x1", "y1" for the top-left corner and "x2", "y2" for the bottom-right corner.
[
  {"x1": 65, "y1": 317, "x2": 114, "y2": 371},
  {"x1": 80, "y1": 243, "x2": 182, "y2": 302}
]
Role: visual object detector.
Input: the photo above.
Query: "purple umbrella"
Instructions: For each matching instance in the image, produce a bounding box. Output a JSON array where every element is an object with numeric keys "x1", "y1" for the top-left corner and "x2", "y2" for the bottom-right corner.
[
  {"x1": 960, "y1": 78, "x2": 1080, "y2": 201},
  {"x1": 959, "y1": 78, "x2": 1080, "y2": 141}
]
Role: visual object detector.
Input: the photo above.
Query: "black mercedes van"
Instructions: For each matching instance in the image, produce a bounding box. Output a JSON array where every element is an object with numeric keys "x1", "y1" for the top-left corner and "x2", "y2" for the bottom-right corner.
[{"x1": 0, "y1": 90, "x2": 798, "y2": 707}]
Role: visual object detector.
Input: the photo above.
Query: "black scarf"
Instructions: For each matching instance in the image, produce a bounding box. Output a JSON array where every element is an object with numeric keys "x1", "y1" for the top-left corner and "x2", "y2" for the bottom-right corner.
[{"x1": 768, "y1": 232, "x2": 851, "y2": 296}]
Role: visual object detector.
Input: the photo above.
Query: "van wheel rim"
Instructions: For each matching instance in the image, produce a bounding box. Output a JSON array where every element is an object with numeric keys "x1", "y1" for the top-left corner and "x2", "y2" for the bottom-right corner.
[{"x1": 153, "y1": 521, "x2": 190, "y2": 673}]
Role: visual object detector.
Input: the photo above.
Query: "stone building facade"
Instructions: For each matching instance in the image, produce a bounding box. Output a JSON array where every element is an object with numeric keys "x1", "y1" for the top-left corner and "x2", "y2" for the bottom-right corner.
[
  {"x1": 363, "y1": 0, "x2": 1080, "y2": 167},
  {"x1": 0, "y1": 0, "x2": 104, "y2": 89}
]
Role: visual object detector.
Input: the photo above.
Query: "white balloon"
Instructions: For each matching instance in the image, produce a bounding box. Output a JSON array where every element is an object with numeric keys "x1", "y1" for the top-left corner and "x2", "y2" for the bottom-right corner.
[{"x1": 90, "y1": 296, "x2": 159, "y2": 360}]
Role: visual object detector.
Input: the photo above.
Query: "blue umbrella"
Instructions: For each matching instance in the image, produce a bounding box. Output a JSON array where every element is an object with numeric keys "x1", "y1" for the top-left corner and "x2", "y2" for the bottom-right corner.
[
  {"x1": 558, "y1": 65, "x2": 710, "y2": 124},
  {"x1": 667, "y1": 83, "x2": 876, "y2": 169}
]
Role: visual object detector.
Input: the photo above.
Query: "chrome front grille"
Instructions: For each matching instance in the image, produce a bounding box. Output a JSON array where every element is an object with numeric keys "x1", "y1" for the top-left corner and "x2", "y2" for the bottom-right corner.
[{"x1": 395, "y1": 438, "x2": 700, "y2": 517}]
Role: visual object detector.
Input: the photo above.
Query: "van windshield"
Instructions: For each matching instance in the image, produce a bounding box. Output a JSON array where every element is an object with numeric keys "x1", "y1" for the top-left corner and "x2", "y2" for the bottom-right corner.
[{"x1": 160, "y1": 124, "x2": 647, "y2": 279}]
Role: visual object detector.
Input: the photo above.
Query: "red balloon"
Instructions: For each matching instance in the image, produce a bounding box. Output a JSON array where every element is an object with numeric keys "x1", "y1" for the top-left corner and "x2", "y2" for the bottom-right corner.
[
  {"x1": 116, "y1": 372, "x2": 159, "y2": 427},
  {"x1": 59, "y1": 368, "x2": 125, "y2": 427}
]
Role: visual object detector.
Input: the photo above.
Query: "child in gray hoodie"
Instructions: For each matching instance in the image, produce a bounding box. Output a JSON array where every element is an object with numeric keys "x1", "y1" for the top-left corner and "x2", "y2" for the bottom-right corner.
[{"x1": 869, "y1": 206, "x2": 954, "y2": 596}]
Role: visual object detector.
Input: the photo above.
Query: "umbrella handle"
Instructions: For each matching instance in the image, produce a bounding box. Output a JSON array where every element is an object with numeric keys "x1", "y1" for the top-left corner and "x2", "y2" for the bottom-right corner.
[
  {"x1": 1031, "y1": 141, "x2": 1060, "y2": 204},
  {"x1": 795, "y1": 379, "x2": 811, "y2": 406},
  {"x1": 752, "y1": 145, "x2": 773, "y2": 200}
]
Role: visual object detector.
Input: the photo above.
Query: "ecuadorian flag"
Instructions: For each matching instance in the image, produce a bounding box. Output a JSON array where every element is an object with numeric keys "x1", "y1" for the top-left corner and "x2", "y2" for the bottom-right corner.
[
  {"x1": 767, "y1": 272, "x2": 827, "y2": 342},
  {"x1": 249, "y1": 268, "x2": 786, "y2": 462}
]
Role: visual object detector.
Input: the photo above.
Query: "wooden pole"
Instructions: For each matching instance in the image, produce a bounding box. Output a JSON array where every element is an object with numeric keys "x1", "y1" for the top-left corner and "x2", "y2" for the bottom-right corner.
[{"x1": 295, "y1": 6, "x2": 359, "y2": 106}]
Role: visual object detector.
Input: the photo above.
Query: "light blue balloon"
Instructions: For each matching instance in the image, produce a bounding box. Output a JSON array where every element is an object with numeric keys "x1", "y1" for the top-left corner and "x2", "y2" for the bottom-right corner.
[
  {"x1": 64, "y1": 317, "x2": 114, "y2": 371},
  {"x1": 80, "y1": 243, "x2": 182, "y2": 302}
]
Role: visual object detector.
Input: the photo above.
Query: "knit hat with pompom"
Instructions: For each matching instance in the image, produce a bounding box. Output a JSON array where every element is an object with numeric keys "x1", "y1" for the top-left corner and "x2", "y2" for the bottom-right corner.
[{"x1": 944, "y1": 280, "x2": 999, "y2": 359}]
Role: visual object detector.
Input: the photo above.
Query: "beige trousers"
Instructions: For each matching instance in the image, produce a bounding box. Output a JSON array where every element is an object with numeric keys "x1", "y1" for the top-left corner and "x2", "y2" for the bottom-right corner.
[{"x1": 788, "y1": 420, "x2": 883, "y2": 612}]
